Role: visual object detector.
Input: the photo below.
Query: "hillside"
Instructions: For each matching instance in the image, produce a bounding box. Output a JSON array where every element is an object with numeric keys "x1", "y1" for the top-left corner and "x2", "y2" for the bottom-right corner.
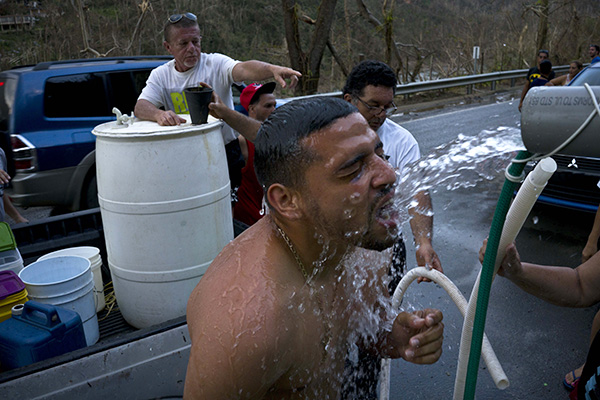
[{"x1": 0, "y1": 0, "x2": 598, "y2": 95}]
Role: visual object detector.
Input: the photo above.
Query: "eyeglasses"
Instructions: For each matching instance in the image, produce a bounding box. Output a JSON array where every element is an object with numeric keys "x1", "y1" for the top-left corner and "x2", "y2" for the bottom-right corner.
[
  {"x1": 168, "y1": 12, "x2": 197, "y2": 24},
  {"x1": 355, "y1": 97, "x2": 397, "y2": 116}
]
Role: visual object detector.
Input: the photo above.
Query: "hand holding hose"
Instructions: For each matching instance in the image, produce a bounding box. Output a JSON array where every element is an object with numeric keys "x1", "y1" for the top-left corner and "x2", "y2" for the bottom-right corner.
[
  {"x1": 415, "y1": 242, "x2": 443, "y2": 283},
  {"x1": 384, "y1": 308, "x2": 444, "y2": 364},
  {"x1": 478, "y1": 239, "x2": 523, "y2": 279}
]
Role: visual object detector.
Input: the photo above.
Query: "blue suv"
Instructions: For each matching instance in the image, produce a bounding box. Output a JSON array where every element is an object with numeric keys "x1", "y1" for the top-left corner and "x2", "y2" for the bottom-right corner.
[{"x1": 0, "y1": 56, "x2": 172, "y2": 211}]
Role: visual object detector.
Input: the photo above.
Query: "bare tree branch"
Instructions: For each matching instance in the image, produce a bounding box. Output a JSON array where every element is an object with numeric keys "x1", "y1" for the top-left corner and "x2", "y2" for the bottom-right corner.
[
  {"x1": 300, "y1": 14, "x2": 349, "y2": 77},
  {"x1": 124, "y1": 0, "x2": 152, "y2": 54}
]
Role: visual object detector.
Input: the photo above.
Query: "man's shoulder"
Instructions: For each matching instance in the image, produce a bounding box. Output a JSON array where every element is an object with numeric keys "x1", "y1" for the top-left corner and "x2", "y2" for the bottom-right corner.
[
  {"x1": 201, "y1": 52, "x2": 236, "y2": 64},
  {"x1": 378, "y1": 119, "x2": 416, "y2": 142},
  {"x1": 526, "y1": 66, "x2": 539, "y2": 79},
  {"x1": 530, "y1": 77, "x2": 548, "y2": 87},
  {"x1": 193, "y1": 224, "x2": 293, "y2": 307},
  {"x1": 146, "y1": 59, "x2": 175, "y2": 80},
  {"x1": 152, "y1": 59, "x2": 175, "y2": 72}
]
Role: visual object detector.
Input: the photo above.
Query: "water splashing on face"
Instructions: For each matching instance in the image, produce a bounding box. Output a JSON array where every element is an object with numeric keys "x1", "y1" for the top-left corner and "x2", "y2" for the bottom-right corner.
[{"x1": 247, "y1": 127, "x2": 527, "y2": 397}]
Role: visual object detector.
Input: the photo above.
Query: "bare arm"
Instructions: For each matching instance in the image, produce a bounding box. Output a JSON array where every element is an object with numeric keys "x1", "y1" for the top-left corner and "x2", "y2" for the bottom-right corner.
[
  {"x1": 409, "y1": 190, "x2": 442, "y2": 281},
  {"x1": 134, "y1": 99, "x2": 186, "y2": 126},
  {"x1": 479, "y1": 241, "x2": 600, "y2": 307},
  {"x1": 208, "y1": 91, "x2": 261, "y2": 141},
  {"x1": 232, "y1": 60, "x2": 301, "y2": 89},
  {"x1": 583, "y1": 205, "x2": 600, "y2": 262},
  {"x1": 545, "y1": 74, "x2": 567, "y2": 87}
]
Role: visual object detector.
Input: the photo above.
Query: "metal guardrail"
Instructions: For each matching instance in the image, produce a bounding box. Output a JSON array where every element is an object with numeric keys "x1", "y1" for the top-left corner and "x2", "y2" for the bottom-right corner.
[{"x1": 281, "y1": 64, "x2": 571, "y2": 102}]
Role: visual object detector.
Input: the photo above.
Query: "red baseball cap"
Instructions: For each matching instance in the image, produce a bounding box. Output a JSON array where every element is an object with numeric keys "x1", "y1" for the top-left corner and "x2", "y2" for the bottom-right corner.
[{"x1": 240, "y1": 82, "x2": 276, "y2": 112}]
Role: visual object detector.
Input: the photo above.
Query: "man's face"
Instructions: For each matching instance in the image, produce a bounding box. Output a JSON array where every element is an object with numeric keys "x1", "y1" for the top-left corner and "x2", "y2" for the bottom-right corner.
[
  {"x1": 352, "y1": 85, "x2": 395, "y2": 132},
  {"x1": 299, "y1": 113, "x2": 399, "y2": 251},
  {"x1": 590, "y1": 46, "x2": 599, "y2": 58},
  {"x1": 249, "y1": 93, "x2": 276, "y2": 122},
  {"x1": 537, "y1": 51, "x2": 549, "y2": 66},
  {"x1": 164, "y1": 26, "x2": 202, "y2": 72}
]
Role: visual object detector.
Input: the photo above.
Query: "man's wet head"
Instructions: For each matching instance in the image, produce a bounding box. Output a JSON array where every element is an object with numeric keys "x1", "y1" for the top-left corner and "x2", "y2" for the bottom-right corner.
[{"x1": 254, "y1": 97, "x2": 399, "y2": 251}]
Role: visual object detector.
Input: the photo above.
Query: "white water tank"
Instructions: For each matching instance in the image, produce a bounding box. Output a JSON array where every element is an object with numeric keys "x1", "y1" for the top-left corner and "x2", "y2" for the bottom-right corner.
[
  {"x1": 521, "y1": 86, "x2": 600, "y2": 157},
  {"x1": 93, "y1": 116, "x2": 233, "y2": 328}
]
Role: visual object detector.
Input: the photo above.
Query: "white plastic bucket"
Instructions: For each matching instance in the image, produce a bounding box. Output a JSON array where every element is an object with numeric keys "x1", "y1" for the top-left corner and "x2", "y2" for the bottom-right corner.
[
  {"x1": 0, "y1": 248, "x2": 23, "y2": 274},
  {"x1": 93, "y1": 116, "x2": 234, "y2": 328},
  {"x1": 18, "y1": 256, "x2": 99, "y2": 346},
  {"x1": 38, "y1": 246, "x2": 105, "y2": 312}
]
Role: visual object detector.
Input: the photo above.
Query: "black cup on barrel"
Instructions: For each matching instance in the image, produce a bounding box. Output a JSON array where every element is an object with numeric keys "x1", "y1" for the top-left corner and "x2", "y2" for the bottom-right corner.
[{"x1": 184, "y1": 86, "x2": 213, "y2": 124}]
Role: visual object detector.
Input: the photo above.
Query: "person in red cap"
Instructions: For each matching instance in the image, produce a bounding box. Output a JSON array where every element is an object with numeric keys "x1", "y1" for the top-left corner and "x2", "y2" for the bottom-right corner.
[{"x1": 234, "y1": 82, "x2": 277, "y2": 226}]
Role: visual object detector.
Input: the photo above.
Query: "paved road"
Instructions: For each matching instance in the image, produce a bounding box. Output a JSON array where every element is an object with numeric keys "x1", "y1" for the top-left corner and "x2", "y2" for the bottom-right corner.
[{"x1": 387, "y1": 99, "x2": 597, "y2": 399}]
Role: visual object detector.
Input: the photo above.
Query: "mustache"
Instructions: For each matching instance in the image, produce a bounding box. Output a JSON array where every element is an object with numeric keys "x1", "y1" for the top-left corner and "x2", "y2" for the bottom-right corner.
[{"x1": 372, "y1": 182, "x2": 395, "y2": 209}]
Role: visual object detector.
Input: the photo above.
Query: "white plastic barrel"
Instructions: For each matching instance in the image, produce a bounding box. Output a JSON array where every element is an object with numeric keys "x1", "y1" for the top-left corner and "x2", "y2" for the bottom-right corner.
[
  {"x1": 93, "y1": 115, "x2": 233, "y2": 329},
  {"x1": 18, "y1": 256, "x2": 99, "y2": 346},
  {"x1": 39, "y1": 246, "x2": 105, "y2": 312}
]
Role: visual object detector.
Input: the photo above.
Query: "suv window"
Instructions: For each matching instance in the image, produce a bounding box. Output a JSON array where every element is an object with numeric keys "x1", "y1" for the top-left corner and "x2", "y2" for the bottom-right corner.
[
  {"x1": 569, "y1": 65, "x2": 600, "y2": 87},
  {"x1": 108, "y1": 71, "x2": 151, "y2": 115},
  {"x1": 45, "y1": 73, "x2": 108, "y2": 118}
]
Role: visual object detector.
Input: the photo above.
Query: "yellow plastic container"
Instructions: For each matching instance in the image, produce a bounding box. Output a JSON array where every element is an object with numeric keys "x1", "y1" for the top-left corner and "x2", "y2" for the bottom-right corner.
[{"x1": 0, "y1": 289, "x2": 28, "y2": 323}]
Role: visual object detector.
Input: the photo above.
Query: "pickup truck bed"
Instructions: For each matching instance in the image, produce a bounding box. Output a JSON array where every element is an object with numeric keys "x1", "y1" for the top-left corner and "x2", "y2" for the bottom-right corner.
[{"x1": 0, "y1": 209, "x2": 247, "y2": 399}]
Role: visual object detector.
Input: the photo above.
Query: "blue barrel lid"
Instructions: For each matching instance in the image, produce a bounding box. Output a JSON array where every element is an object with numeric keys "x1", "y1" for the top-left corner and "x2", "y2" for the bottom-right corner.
[{"x1": 0, "y1": 270, "x2": 25, "y2": 300}]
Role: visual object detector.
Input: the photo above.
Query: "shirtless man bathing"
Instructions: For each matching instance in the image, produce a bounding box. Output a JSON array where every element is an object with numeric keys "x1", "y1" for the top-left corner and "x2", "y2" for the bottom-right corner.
[{"x1": 184, "y1": 97, "x2": 444, "y2": 398}]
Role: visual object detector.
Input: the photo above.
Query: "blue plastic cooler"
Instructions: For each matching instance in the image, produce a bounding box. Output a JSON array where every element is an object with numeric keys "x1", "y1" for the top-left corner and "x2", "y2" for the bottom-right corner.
[{"x1": 0, "y1": 300, "x2": 87, "y2": 369}]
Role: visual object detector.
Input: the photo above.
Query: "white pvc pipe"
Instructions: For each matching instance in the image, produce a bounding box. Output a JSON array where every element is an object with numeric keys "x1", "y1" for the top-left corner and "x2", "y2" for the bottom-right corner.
[
  {"x1": 379, "y1": 267, "x2": 509, "y2": 400},
  {"x1": 452, "y1": 157, "x2": 557, "y2": 399}
]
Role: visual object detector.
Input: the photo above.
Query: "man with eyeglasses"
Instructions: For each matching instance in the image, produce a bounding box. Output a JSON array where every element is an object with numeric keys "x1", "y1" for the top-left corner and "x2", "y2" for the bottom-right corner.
[
  {"x1": 518, "y1": 49, "x2": 555, "y2": 112},
  {"x1": 135, "y1": 12, "x2": 301, "y2": 190},
  {"x1": 341, "y1": 59, "x2": 443, "y2": 399}
]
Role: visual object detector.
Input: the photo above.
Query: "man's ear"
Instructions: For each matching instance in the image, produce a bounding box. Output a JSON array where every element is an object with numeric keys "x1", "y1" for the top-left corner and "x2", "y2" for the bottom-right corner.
[
  {"x1": 163, "y1": 41, "x2": 171, "y2": 53},
  {"x1": 343, "y1": 93, "x2": 353, "y2": 103},
  {"x1": 266, "y1": 183, "x2": 303, "y2": 220},
  {"x1": 247, "y1": 103, "x2": 256, "y2": 118}
]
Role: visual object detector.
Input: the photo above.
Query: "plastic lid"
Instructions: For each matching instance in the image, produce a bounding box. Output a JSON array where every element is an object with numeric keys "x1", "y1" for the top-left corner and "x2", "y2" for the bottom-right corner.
[
  {"x1": 0, "y1": 270, "x2": 25, "y2": 300},
  {"x1": 92, "y1": 115, "x2": 221, "y2": 138},
  {"x1": 0, "y1": 222, "x2": 16, "y2": 252}
]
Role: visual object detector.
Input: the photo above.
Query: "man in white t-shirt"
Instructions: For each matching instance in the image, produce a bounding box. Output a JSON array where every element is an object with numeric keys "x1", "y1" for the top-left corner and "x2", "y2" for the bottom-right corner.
[
  {"x1": 135, "y1": 12, "x2": 301, "y2": 189},
  {"x1": 341, "y1": 59, "x2": 442, "y2": 399}
]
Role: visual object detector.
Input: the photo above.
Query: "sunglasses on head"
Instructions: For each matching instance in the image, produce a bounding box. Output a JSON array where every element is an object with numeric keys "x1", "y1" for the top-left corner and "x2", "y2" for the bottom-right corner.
[{"x1": 168, "y1": 12, "x2": 197, "y2": 23}]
